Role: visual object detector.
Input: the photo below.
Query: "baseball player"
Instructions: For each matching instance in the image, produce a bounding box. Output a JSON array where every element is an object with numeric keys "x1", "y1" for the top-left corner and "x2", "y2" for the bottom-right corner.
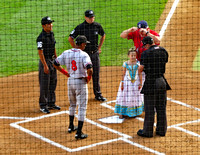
[{"x1": 53, "y1": 35, "x2": 93, "y2": 140}]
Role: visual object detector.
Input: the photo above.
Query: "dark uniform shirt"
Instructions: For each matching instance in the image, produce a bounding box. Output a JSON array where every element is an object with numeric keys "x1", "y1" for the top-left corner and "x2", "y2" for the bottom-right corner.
[
  {"x1": 36, "y1": 29, "x2": 56, "y2": 60},
  {"x1": 140, "y1": 45, "x2": 171, "y2": 94},
  {"x1": 69, "y1": 21, "x2": 105, "y2": 52}
]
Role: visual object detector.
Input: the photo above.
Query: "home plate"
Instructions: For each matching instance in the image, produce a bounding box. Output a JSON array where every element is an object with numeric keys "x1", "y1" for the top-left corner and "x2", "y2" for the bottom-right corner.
[{"x1": 98, "y1": 115, "x2": 125, "y2": 123}]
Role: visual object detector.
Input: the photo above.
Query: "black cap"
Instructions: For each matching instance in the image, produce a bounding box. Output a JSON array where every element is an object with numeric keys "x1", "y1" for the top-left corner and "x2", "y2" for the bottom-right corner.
[
  {"x1": 75, "y1": 35, "x2": 90, "y2": 45},
  {"x1": 85, "y1": 10, "x2": 95, "y2": 17},
  {"x1": 137, "y1": 20, "x2": 148, "y2": 29},
  {"x1": 41, "y1": 16, "x2": 54, "y2": 25},
  {"x1": 142, "y1": 36, "x2": 154, "y2": 46}
]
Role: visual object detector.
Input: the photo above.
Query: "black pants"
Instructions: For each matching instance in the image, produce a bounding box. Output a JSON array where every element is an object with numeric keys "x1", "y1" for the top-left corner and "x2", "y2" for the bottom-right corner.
[
  {"x1": 39, "y1": 60, "x2": 57, "y2": 108},
  {"x1": 143, "y1": 92, "x2": 167, "y2": 137},
  {"x1": 87, "y1": 52, "x2": 101, "y2": 97}
]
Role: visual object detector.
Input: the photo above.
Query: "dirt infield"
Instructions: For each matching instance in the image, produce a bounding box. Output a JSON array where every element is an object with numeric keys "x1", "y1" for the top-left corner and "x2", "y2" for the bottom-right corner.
[{"x1": 1, "y1": 0, "x2": 200, "y2": 154}]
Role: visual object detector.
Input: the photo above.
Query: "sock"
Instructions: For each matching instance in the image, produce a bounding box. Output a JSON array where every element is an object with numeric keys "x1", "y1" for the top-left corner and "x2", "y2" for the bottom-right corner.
[
  {"x1": 69, "y1": 115, "x2": 74, "y2": 127},
  {"x1": 77, "y1": 121, "x2": 84, "y2": 134}
]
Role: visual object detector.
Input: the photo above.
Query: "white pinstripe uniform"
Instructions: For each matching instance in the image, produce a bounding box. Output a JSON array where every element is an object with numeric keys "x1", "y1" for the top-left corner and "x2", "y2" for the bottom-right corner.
[{"x1": 55, "y1": 48, "x2": 92, "y2": 121}]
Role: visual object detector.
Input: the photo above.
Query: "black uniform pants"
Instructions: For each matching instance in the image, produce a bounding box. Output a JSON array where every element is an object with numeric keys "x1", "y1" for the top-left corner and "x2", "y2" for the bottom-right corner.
[
  {"x1": 143, "y1": 78, "x2": 167, "y2": 137},
  {"x1": 87, "y1": 52, "x2": 101, "y2": 97},
  {"x1": 39, "y1": 60, "x2": 57, "y2": 108}
]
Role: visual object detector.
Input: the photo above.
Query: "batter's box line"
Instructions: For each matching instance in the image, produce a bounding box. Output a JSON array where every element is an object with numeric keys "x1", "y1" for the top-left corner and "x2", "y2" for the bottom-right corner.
[
  {"x1": 101, "y1": 100, "x2": 200, "y2": 139},
  {"x1": 9, "y1": 110, "x2": 164, "y2": 154}
]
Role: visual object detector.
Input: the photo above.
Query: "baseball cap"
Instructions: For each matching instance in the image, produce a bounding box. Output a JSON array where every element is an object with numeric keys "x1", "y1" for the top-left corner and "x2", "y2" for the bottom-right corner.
[
  {"x1": 142, "y1": 36, "x2": 154, "y2": 46},
  {"x1": 75, "y1": 35, "x2": 90, "y2": 45},
  {"x1": 41, "y1": 16, "x2": 54, "y2": 25},
  {"x1": 85, "y1": 10, "x2": 95, "y2": 17},
  {"x1": 137, "y1": 20, "x2": 148, "y2": 29}
]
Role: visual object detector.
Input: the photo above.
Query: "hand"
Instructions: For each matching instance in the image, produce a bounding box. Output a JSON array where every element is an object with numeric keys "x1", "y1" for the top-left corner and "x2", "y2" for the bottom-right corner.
[
  {"x1": 98, "y1": 48, "x2": 102, "y2": 54},
  {"x1": 121, "y1": 82, "x2": 124, "y2": 91},
  {"x1": 138, "y1": 84, "x2": 142, "y2": 90},
  {"x1": 139, "y1": 28, "x2": 148, "y2": 37},
  {"x1": 44, "y1": 65, "x2": 49, "y2": 74},
  {"x1": 86, "y1": 76, "x2": 92, "y2": 83}
]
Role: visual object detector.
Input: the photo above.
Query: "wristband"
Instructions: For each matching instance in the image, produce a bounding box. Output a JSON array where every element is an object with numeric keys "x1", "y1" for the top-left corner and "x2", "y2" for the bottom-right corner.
[
  {"x1": 87, "y1": 76, "x2": 92, "y2": 81},
  {"x1": 60, "y1": 69, "x2": 69, "y2": 76},
  {"x1": 146, "y1": 31, "x2": 149, "y2": 35}
]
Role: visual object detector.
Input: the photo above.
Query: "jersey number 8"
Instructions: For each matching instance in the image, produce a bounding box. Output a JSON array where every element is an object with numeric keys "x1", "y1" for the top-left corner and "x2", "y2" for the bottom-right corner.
[{"x1": 71, "y1": 60, "x2": 77, "y2": 71}]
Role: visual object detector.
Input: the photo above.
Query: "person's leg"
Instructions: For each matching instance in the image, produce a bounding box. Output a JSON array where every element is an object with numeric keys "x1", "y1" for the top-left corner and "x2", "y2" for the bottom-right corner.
[
  {"x1": 68, "y1": 78, "x2": 77, "y2": 133},
  {"x1": 75, "y1": 79, "x2": 88, "y2": 139},
  {"x1": 39, "y1": 61, "x2": 50, "y2": 113},
  {"x1": 156, "y1": 92, "x2": 167, "y2": 136},
  {"x1": 142, "y1": 94, "x2": 156, "y2": 137}
]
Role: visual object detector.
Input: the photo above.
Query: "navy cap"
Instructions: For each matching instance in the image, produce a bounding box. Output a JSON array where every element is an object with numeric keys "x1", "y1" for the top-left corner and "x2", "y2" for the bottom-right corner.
[
  {"x1": 41, "y1": 16, "x2": 54, "y2": 25},
  {"x1": 142, "y1": 36, "x2": 153, "y2": 46},
  {"x1": 85, "y1": 10, "x2": 95, "y2": 17},
  {"x1": 75, "y1": 35, "x2": 90, "y2": 45},
  {"x1": 137, "y1": 20, "x2": 148, "y2": 29}
]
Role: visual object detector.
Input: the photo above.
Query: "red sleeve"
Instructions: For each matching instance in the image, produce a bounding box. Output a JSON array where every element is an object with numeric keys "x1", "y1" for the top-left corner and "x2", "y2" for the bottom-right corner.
[
  {"x1": 149, "y1": 30, "x2": 159, "y2": 37},
  {"x1": 127, "y1": 32, "x2": 134, "y2": 40}
]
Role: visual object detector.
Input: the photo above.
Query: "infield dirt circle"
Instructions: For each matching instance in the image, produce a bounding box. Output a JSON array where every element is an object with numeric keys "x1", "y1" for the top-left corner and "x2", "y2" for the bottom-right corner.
[{"x1": 1, "y1": 0, "x2": 200, "y2": 154}]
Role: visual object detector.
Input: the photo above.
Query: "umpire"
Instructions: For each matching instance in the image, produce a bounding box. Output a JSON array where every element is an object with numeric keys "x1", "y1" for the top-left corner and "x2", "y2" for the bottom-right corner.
[
  {"x1": 68, "y1": 10, "x2": 107, "y2": 102},
  {"x1": 137, "y1": 36, "x2": 171, "y2": 137},
  {"x1": 36, "y1": 16, "x2": 60, "y2": 114}
]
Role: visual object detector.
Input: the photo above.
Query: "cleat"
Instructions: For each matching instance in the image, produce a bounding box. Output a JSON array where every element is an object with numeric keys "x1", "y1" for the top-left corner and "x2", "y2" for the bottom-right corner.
[
  {"x1": 40, "y1": 108, "x2": 50, "y2": 114},
  {"x1": 68, "y1": 126, "x2": 78, "y2": 133},
  {"x1": 48, "y1": 105, "x2": 61, "y2": 110},
  {"x1": 95, "y1": 96, "x2": 107, "y2": 102},
  {"x1": 75, "y1": 132, "x2": 88, "y2": 139}
]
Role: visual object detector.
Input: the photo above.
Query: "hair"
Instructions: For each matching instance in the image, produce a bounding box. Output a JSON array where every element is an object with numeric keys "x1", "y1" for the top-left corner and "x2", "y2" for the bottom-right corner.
[{"x1": 128, "y1": 47, "x2": 136, "y2": 55}]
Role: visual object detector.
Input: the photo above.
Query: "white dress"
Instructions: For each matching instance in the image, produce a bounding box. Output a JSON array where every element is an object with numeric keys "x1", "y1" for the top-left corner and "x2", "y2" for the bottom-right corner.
[{"x1": 114, "y1": 61, "x2": 144, "y2": 117}]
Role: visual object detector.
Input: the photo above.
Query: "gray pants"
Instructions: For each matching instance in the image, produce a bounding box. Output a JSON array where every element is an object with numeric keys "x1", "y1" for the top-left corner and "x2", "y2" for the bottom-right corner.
[
  {"x1": 87, "y1": 52, "x2": 101, "y2": 97},
  {"x1": 39, "y1": 60, "x2": 57, "y2": 108},
  {"x1": 68, "y1": 77, "x2": 88, "y2": 121}
]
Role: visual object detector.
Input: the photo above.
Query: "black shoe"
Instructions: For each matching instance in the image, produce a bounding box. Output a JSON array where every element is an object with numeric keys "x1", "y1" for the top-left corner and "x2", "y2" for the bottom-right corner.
[
  {"x1": 68, "y1": 126, "x2": 78, "y2": 133},
  {"x1": 95, "y1": 96, "x2": 107, "y2": 101},
  {"x1": 137, "y1": 129, "x2": 153, "y2": 138},
  {"x1": 48, "y1": 105, "x2": 61, "y2": 110},
  {"x1": 156, "y1": 132, "x2": 165, "y2": 137},
  {"x1": 40, "y1": 108, "x2": 50, "y2": 114},
  {"x1": 75, "y1": 132, "x2": 88, "y2": 139}
]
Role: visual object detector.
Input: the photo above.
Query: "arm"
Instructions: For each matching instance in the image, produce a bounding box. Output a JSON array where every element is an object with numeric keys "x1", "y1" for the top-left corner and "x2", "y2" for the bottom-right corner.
[
  {"x1": 120, "y1": 27, "x2": 138, "y2": 39},
  {"x1": 53, "y1": 60, "x2": 70, "y2": 77},
  {"x1": 54, "y1": 48, "x2": 57, "y2": 58},
  {"x1": 68, "y1": 36, "x2": 76, "y2": 48},
  {"x1": 121, "y1": 66, "x2": 126, "y2": 91},
  {"x1": 139, "y1": 28, "x2": 160, "y2": 44},
  {"x1": 98, "y1": 34, "x2": 106, "y2": 54},
  {"x1": 38, "y1": 49, "x2": 49, "y2": 74},
  {"x1": 138, "y1": 65, "x2": 144, "y2": 90},
  {"x1": 86, "y1": 68, "x2": 93, "y2": 83}
]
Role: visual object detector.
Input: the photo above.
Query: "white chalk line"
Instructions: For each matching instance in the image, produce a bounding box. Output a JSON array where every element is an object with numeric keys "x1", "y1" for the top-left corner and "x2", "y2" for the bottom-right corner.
[
  {"x1": 159, "y1": 0, "x2": 180, "y2": 39},
  {"x1": 10, "y1": 110, "x2": 164, "y2": 154}
]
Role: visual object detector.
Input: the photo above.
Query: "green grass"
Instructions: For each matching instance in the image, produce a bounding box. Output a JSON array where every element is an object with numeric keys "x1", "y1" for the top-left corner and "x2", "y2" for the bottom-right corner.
[
  {"x1": 0, "y1": 0, "x2": 167, "y2": 77},
  {"x1": 193, "y1": 48, "x2": 200, "y2": 71}
]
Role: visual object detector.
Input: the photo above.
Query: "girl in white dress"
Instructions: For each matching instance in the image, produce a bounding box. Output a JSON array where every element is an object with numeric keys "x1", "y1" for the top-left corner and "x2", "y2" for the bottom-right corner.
[{"x1": 114, "y1": 48, "x2": 144, "y2": 119}]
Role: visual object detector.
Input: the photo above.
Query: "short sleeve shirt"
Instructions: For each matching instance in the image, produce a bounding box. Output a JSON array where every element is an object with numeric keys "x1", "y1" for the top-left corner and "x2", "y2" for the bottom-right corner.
[
  {"x1": 55, "y1": 48, "x2": 92, "y2": 78},
  {"x1": 69, "y1": 21, "x2": 105, "y2": 52},
  {"x1": 36, "y1": 29, "x2": 56, "y2": 60},
  {"x1": 127, "y1": 29, "x2": 159, "y2": 61}
]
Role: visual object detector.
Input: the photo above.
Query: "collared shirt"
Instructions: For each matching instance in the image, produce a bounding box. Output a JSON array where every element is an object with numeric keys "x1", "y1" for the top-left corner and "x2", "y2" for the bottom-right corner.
[
  {"x1": 55, "y1": 48, "x2": 92, "y2": 78},
  {"x1": 69, "y1": 21, "x2": 105, "y2": 52},
  {"x1": 127, "y1": 29, "x2": 159, "y2": 61},
  {"x1": 36, "y1": 29, "x2": 56, "y2": 60}
]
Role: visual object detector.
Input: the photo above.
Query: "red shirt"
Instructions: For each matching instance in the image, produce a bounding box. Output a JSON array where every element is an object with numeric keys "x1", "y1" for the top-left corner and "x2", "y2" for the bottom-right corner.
[{"x1": 127, "y1": 29, "x2": 159, "y2": 61}]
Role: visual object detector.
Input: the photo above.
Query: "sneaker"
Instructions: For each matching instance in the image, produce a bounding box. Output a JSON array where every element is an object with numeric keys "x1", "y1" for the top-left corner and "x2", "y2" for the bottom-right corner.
[
  {"x1": 95, "y1": 96, "x2": 107, "y2": 102},
  {"x1": 40, "y1": 108, "x2": 50, "y2": 114},
  {"x1": 75, "y1": 132, "x2": 88, "y2": 139},
  {"x1": 68, "y1": 126, "x2": 78, "y2": 133},
  {"x1": 48, "y1": 105, "x2": 61, "y2": 110}
]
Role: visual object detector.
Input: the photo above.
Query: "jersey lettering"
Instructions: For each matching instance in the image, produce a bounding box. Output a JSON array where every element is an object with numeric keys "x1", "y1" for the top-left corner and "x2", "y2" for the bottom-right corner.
[{"x1": 71, "y1": 60, "x2": 77, "y2": 71}]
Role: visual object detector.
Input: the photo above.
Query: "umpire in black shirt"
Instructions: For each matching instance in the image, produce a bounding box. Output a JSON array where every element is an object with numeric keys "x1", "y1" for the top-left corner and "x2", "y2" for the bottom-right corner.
[
  {"x1": 137, "y1": 36, "x2": 171, "y2": 137},
  {"x1": 36, "y1": 16, "x2": 60, "y2": 114},
  {"x1": 68, "y1": 10, "x2": 106, "y2": 102}
]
